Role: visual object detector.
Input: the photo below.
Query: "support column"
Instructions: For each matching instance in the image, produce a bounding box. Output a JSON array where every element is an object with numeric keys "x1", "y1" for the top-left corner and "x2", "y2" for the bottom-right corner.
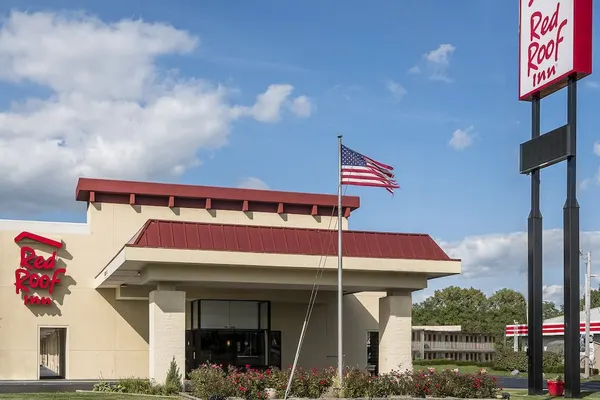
[
  {"x1": 149, "y1": 284, "x2": 186, "y2": 383},
  {"x1": 379, "y1": 290, "x2": 412, "y2": 374},
  {"x1": 419, "y1": 330, "x2": 425, "y2": 360}
]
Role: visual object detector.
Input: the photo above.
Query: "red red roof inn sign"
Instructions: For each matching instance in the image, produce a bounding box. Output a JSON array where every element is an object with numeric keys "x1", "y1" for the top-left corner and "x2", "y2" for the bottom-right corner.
[
  {"x1": 519, "y1": 0, "x2": 592, "y2": 101},
  {"x1": 13, "y1": 232, "x2": 66, "y2": 306}
]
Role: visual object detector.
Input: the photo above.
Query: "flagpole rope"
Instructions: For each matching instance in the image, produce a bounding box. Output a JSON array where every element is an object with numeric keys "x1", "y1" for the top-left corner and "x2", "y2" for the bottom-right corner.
[{"x1": 283, "y1": 184, "x2": 349, "y2": 400}]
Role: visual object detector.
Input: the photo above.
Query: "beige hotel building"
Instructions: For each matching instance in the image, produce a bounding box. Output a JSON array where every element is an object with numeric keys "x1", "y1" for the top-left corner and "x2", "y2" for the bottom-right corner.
[{"x1": 0, "y1": 178, "x2": 460, "y2": 382}]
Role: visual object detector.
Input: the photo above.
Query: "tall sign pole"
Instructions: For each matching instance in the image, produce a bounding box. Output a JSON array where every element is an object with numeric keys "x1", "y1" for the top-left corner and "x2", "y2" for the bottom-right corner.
[
  {"x1": 563, "y1": 76, "x2": 581, "y2": 397},
  {"x1": 518, "y1": 0, "x2": 592, "y2": 397}
]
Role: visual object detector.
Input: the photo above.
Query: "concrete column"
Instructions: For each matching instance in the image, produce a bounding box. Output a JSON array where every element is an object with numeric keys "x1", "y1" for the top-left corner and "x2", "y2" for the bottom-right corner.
[
  {"x1": 379, "y1": 290, "x2": 412, "y2": 374},
  {"x1": 149, "y1": 286, "x2": 185, "y2": 383},
  {"x1": 419, "y1": 330, "x2": 425, "y2": 359}
]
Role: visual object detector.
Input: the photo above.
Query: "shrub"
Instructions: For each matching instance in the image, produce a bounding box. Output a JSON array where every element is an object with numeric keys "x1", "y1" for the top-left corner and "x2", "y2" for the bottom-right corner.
[
  {"x1": 288, "y1": 367, "x2": 334, "y2": 398},
  {"x1": 542, "y1": 351, "x2": 564, "y2": 370},
  {"x1": 188, "y1": 363, "x2": 500, "y2": 399},
  {"x1": 118, "y1": 378, "x2": 162, "y2": 395},
  {"x1": 92, "y1": 360, "x2": 182, "y2": 396},
  {"x1": 413, "y1": 359, "x2": 494, "y2": 368},
  {"x1": 339, "y1": 368, "x2": 371, "y2": 398},
  {"x1": 189, "y1": 363, "x2": 234, "y2": 400},
  {"x1": 227, "y1": 365, "x2": 269, "y2": 400},
  {"x1": 492, "y1": 350, "x2": 564, "y2": 372},
  {"x1": 164, "y1": 357, "x2": 182, "y2": 395},
  {"x1": 93, "y1": 378, "x2": 168, "y2": 395},
  {"x1": 492, "y1": 350, "x2": 528, "y2": 371}
]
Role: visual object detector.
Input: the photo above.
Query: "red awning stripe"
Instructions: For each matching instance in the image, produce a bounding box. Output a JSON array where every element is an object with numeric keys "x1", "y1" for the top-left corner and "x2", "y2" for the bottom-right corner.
[{"x1": 506, "y1": 323, "x2": 600, "y2": 336}]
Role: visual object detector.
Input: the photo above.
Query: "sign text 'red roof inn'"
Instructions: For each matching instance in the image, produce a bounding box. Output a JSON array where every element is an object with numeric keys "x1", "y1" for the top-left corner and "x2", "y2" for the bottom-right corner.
[
  {"x1": 13, "y1": 232, "x2": 66, "y2": 306},
  {"x1": 519, "y1": 0, "x2": 592, "y2": 101}
]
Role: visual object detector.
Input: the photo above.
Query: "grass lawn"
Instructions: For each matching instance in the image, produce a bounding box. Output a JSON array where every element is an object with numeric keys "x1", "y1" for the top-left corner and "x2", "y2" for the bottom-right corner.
[
  {"x1": 507, "y1": 389, "x2": 600, "y2": 399},
  {"x1": 0, "y1": 393, "x2": 177, "y2": 400},
  {"x1": 414, "y1": 363, "x2": 514, "y2": 376}
]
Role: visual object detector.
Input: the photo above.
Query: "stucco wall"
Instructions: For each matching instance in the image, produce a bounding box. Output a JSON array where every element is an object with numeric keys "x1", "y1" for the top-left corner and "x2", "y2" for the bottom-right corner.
[{"x1": 0, "y1": 201, "x2": 372, "y2": 380}]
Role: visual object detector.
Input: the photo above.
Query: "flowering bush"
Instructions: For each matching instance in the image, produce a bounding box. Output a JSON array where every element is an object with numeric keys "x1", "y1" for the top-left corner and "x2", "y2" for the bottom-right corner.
[
  {"x1": 271, "y1": 366, "x2": 335, "y2": 398},
  {"x1": 227, "y1": 365, "x2": 269, "y2": 400},
  {"x1": 188, "y1": 363, "x2": 235, "y2": 400},
  {"x1": 188, "y1": 363, "x2": 500, "y2": 399}
]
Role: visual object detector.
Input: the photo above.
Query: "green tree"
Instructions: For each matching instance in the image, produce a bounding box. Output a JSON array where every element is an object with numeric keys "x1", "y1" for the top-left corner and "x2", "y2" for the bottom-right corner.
[
  {"x1": 412, "y1": 286, "x2": 491, "y2": 333},
  {"x1": 542, "y1": 301, "x2": 562, "y2": 320},
  {"x1": 488, "y1": 288, "x2": 527, "y2": 335},
  {"x1": 580, "y1": 287, "x2": 600, "y2": 311}
]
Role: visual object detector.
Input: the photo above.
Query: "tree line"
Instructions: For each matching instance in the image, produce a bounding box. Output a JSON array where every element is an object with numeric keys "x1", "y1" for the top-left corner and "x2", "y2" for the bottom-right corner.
[{"x1": 411, "y1": 286, "x2": 600, "y2": 337}]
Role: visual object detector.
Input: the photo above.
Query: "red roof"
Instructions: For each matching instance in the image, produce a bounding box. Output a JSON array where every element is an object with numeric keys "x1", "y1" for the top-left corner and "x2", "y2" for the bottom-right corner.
[
  {"x1": 76, "y1": 178, "x2": 360, "y2": 218},
  {"x1": 127, "y1": 220, "x2": 456, "y2": 261}
]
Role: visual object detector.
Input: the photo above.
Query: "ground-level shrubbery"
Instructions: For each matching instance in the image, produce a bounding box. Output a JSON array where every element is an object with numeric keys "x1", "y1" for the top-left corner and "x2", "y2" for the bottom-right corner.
[
  {"x1": 93, "y1": 356, "x2": 182, "y2": 396},
  {"x1": 413, "y1": 360, "x2": 494, "y2": 368},
  {"x1": 188, "y1": 363, "x2": 500, "y2": 399},
  {"x1": 415, "y1": 350, "x2": 599, "y2": 376}
]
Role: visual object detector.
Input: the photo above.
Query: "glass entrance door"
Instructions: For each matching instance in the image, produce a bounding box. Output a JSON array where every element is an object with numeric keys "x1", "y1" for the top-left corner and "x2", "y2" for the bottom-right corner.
[
  {"x1": 186, "y1": 299, "x2": 273, "y2": 373},
  {"x1": 198, "y1": 330, "x2": 267, "y2": 368},
  {"x1": 199, "y1": 330, "x2": 238, "y2": 366}
]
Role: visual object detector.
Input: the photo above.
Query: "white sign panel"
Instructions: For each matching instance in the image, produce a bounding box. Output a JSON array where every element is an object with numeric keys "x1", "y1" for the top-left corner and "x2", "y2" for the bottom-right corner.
[{"x1": 519, "y1": 0, "x2": 574, "y2": 100}]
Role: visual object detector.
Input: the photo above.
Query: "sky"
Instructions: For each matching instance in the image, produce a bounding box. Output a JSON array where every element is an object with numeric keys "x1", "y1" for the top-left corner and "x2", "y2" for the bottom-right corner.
[{"x1": 0, "y1": 0, "x2": 599, "y2": 306}]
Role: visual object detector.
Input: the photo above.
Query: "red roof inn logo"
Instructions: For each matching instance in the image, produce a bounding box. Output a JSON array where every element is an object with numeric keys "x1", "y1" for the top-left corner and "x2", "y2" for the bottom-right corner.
[
  {"x1": 518, "y1": 0, "x2": 592, "y2": 101},
  {"x1": 13, "y1": 232, "x2": 66, "y2": 306}
]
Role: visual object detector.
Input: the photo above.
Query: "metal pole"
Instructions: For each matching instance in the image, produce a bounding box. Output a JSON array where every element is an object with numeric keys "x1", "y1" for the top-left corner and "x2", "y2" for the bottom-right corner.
[
  {"x1": 514, "y1": 320, "x2": 519, "y2": 352},
  {"x1": 585, "y1": 251, "x2": 592, "y2": 378},
  {"x1": 528, "y1": 95, "x2": 544, "y2": 395},
  {"x1": 564, "y1": 76, "x2": 581, "y2": 398},
  {"x1": 337, "y1": 135, "x2": 344, "y2": 387}
]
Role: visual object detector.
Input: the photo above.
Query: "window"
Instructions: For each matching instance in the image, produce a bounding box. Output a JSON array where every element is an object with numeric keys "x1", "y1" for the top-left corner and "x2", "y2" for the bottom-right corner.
[{"x1": 201, "y1": 300, "x2": 263, "y2": 329}]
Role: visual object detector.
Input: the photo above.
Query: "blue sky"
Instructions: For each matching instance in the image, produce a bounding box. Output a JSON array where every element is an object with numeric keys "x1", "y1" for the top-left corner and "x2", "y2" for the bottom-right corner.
[{"x1": 0, "y1": 0, "x2": 599, "y2": 305}]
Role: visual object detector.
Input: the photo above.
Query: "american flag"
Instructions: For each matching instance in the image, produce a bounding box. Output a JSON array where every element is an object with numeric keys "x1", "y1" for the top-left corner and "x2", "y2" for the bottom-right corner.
[{"x1": 341, "y1": 145, "x2": 400, "y2": 193}]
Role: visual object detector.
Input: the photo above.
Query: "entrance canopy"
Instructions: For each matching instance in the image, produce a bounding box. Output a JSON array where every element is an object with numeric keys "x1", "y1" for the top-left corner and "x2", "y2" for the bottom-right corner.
[{"x1": 95, "y1": 219, "x2": 460, "y2": 292}]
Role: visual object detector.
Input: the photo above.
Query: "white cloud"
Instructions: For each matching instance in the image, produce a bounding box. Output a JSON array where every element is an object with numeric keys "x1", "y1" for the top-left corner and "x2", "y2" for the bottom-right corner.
[
  {"x1": 423, "y1": 44, "x2": 456, "y2": 82},
  {"x1": 543, "y1": 285, "x2": 563, "y2": 304},
  {"x1": 586, "y1": 81, "x2": 600, "y2": 89},
  {"x1": 448, "y1": 126, "x2": 475, "y2": 150},
  {"x1": 289, "y1": 95, "x2": 313, "y2": 117},
  {"x1": 425, "y1": 44, "x2": 456, "y2": 65},
  {"x1": 385, "y1": 80, "x2": 407, "y2": 100},
  {"x1": 237, "y1": 177, "x2": 270, "y2": 190},
  {"x1": 594, "y1": 141, "x2": 600, "y2": 156},
  {"x1": 232, "y1": 84, "x2": 310, "y2": 123},
  {"x1": 0, "y1": 11, "x2": 311, "y2": 213},
  {"x1": 438, "y1": 229, "x2": 600, "y2": 279},
  {"x1": 580, "y1": 178, "x2": 591, "y2": 191},
  {"x1": 408, "y1": 65, "x2": 421, "y2": 74}
]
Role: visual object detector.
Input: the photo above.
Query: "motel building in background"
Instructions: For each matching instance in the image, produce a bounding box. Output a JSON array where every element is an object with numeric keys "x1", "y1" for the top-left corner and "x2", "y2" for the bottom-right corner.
[{"x1": 0, "y1": 178, "x2": 460, "y2": 382}]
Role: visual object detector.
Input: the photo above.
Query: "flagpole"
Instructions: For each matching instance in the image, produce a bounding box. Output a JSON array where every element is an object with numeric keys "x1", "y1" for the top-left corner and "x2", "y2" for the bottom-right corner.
[{"x1": 337, "y1": 134, "x2": 344, "y2": 387}]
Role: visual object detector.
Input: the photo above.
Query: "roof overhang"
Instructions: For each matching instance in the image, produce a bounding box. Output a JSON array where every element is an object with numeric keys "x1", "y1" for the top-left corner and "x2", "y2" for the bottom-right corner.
[{"x1": 95, "y1": 246, "x2": 461, "y2": 291}]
